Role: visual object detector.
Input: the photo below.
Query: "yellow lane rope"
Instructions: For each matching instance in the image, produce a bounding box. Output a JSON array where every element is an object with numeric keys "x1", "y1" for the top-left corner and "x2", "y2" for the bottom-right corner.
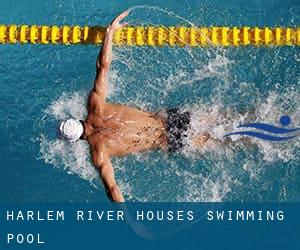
[{"x1": 0, "y1": 25, "x2": 299, "y2": 46}]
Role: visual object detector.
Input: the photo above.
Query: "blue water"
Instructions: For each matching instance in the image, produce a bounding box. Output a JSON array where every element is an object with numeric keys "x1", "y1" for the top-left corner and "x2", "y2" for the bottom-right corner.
[{"x1": 0, "y1": 0, "x2": 299, "y2": 202}]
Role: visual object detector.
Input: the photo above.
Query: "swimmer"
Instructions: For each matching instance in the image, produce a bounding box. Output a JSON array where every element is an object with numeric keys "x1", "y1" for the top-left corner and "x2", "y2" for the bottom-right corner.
[{"x1": 58, "y1": 11, "x2": 210, "y2": 202}]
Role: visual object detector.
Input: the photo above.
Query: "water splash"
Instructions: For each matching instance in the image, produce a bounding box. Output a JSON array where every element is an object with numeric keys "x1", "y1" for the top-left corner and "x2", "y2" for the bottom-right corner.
[
  {"x1": 39, "y1": 88, "x2": 300, "y2": 202},
  {"x1": 37, "y1": 6, "x2": 300, "y2": 202},
  {"x1": 39, "y1": 134, "x2": 97, "y2": 184}
]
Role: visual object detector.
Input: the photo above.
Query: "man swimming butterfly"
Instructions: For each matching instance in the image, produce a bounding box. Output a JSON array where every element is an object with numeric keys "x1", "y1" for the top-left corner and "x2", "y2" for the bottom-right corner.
[{"x1": 58, "y1": 11, "x2": 210, "y2": 202}]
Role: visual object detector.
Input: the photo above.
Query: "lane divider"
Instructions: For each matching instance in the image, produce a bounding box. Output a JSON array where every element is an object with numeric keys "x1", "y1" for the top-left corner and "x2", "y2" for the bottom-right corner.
[{"x1": 0, "y1": 25, "x2": 299, "y2": 46}]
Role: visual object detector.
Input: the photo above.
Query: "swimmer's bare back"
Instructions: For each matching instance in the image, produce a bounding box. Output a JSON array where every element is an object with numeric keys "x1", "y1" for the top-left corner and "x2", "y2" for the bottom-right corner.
[
  {"x1": 86, "y1": 102, "x2": 167, "y2": 156},
  {"x1": 81, "y1": 11, "x2": 168, "y2": 202}
]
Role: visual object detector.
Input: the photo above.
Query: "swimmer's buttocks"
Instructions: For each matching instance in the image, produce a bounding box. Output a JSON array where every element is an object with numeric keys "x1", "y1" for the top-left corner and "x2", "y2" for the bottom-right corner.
[{"x1": 166, "y1": 108, "x2": 191, "y2": 153}]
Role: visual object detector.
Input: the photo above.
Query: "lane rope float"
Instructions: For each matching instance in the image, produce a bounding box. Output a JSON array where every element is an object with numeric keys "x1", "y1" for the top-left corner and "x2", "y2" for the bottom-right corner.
[{"x1": 0, "y1": 25, "x2": 299, "y2": 46}]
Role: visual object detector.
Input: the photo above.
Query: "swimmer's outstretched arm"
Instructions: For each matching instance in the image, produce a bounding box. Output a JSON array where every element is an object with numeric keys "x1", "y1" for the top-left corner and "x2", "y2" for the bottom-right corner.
[
  {"x1": 93, "y1": 11, "x2": 129, "y2": 101},
  {"x1": 92, "y1": 143, "x2": 125, "y2": 202}
]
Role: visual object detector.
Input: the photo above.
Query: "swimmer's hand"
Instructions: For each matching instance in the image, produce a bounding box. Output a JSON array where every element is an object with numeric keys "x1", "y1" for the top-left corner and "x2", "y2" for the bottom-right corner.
[{"x1": 107, "y1": 10, "x2": 129, "y2": 33}]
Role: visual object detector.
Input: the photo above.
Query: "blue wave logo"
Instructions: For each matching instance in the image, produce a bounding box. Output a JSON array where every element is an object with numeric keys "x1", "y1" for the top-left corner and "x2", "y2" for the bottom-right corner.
[{"x1": 224, "y1": 116, "x2": 300, "y2": 141}]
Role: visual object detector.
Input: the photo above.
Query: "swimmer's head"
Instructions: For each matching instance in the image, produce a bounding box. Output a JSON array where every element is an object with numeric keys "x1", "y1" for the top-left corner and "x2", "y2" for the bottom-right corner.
[{"x1": 57, "y1": 118, "x2": 84, "y2": 142}]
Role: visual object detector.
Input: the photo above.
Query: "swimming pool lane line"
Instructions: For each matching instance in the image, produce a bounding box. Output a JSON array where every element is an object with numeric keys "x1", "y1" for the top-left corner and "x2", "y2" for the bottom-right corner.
[{"x1": 0, "y1": 25, "x2": 299, "y2": 46}]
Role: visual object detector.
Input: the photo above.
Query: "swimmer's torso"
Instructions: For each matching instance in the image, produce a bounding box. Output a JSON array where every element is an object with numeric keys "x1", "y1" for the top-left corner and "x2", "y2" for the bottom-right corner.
[{"x1": 85, "y1": 92, "x2": 167, "y2": 156}]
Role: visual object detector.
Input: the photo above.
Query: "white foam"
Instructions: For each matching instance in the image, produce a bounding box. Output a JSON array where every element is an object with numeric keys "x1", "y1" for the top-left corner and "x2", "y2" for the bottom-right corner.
[
  {"x1": 175, "y1": 164, "x2": 233, "y2": 202},
  {"x1": 39, "y1": 134, "x2": 97, "y2": 183},
  {"x1": 45, "y1": 91, "x2": 87, "y2": 120}
]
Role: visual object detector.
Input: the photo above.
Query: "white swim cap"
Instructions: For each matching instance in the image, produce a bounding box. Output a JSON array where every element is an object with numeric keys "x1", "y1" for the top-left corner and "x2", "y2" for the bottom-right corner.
[{"x1": 58, "y1": 118, "x2": 84, "y2": 142}]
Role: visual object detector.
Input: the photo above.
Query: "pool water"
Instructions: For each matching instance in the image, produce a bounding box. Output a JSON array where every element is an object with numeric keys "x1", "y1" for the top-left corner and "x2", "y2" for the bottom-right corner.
[{"x1": 0, "y1": 0, "x2": 299, "y2": 202}]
